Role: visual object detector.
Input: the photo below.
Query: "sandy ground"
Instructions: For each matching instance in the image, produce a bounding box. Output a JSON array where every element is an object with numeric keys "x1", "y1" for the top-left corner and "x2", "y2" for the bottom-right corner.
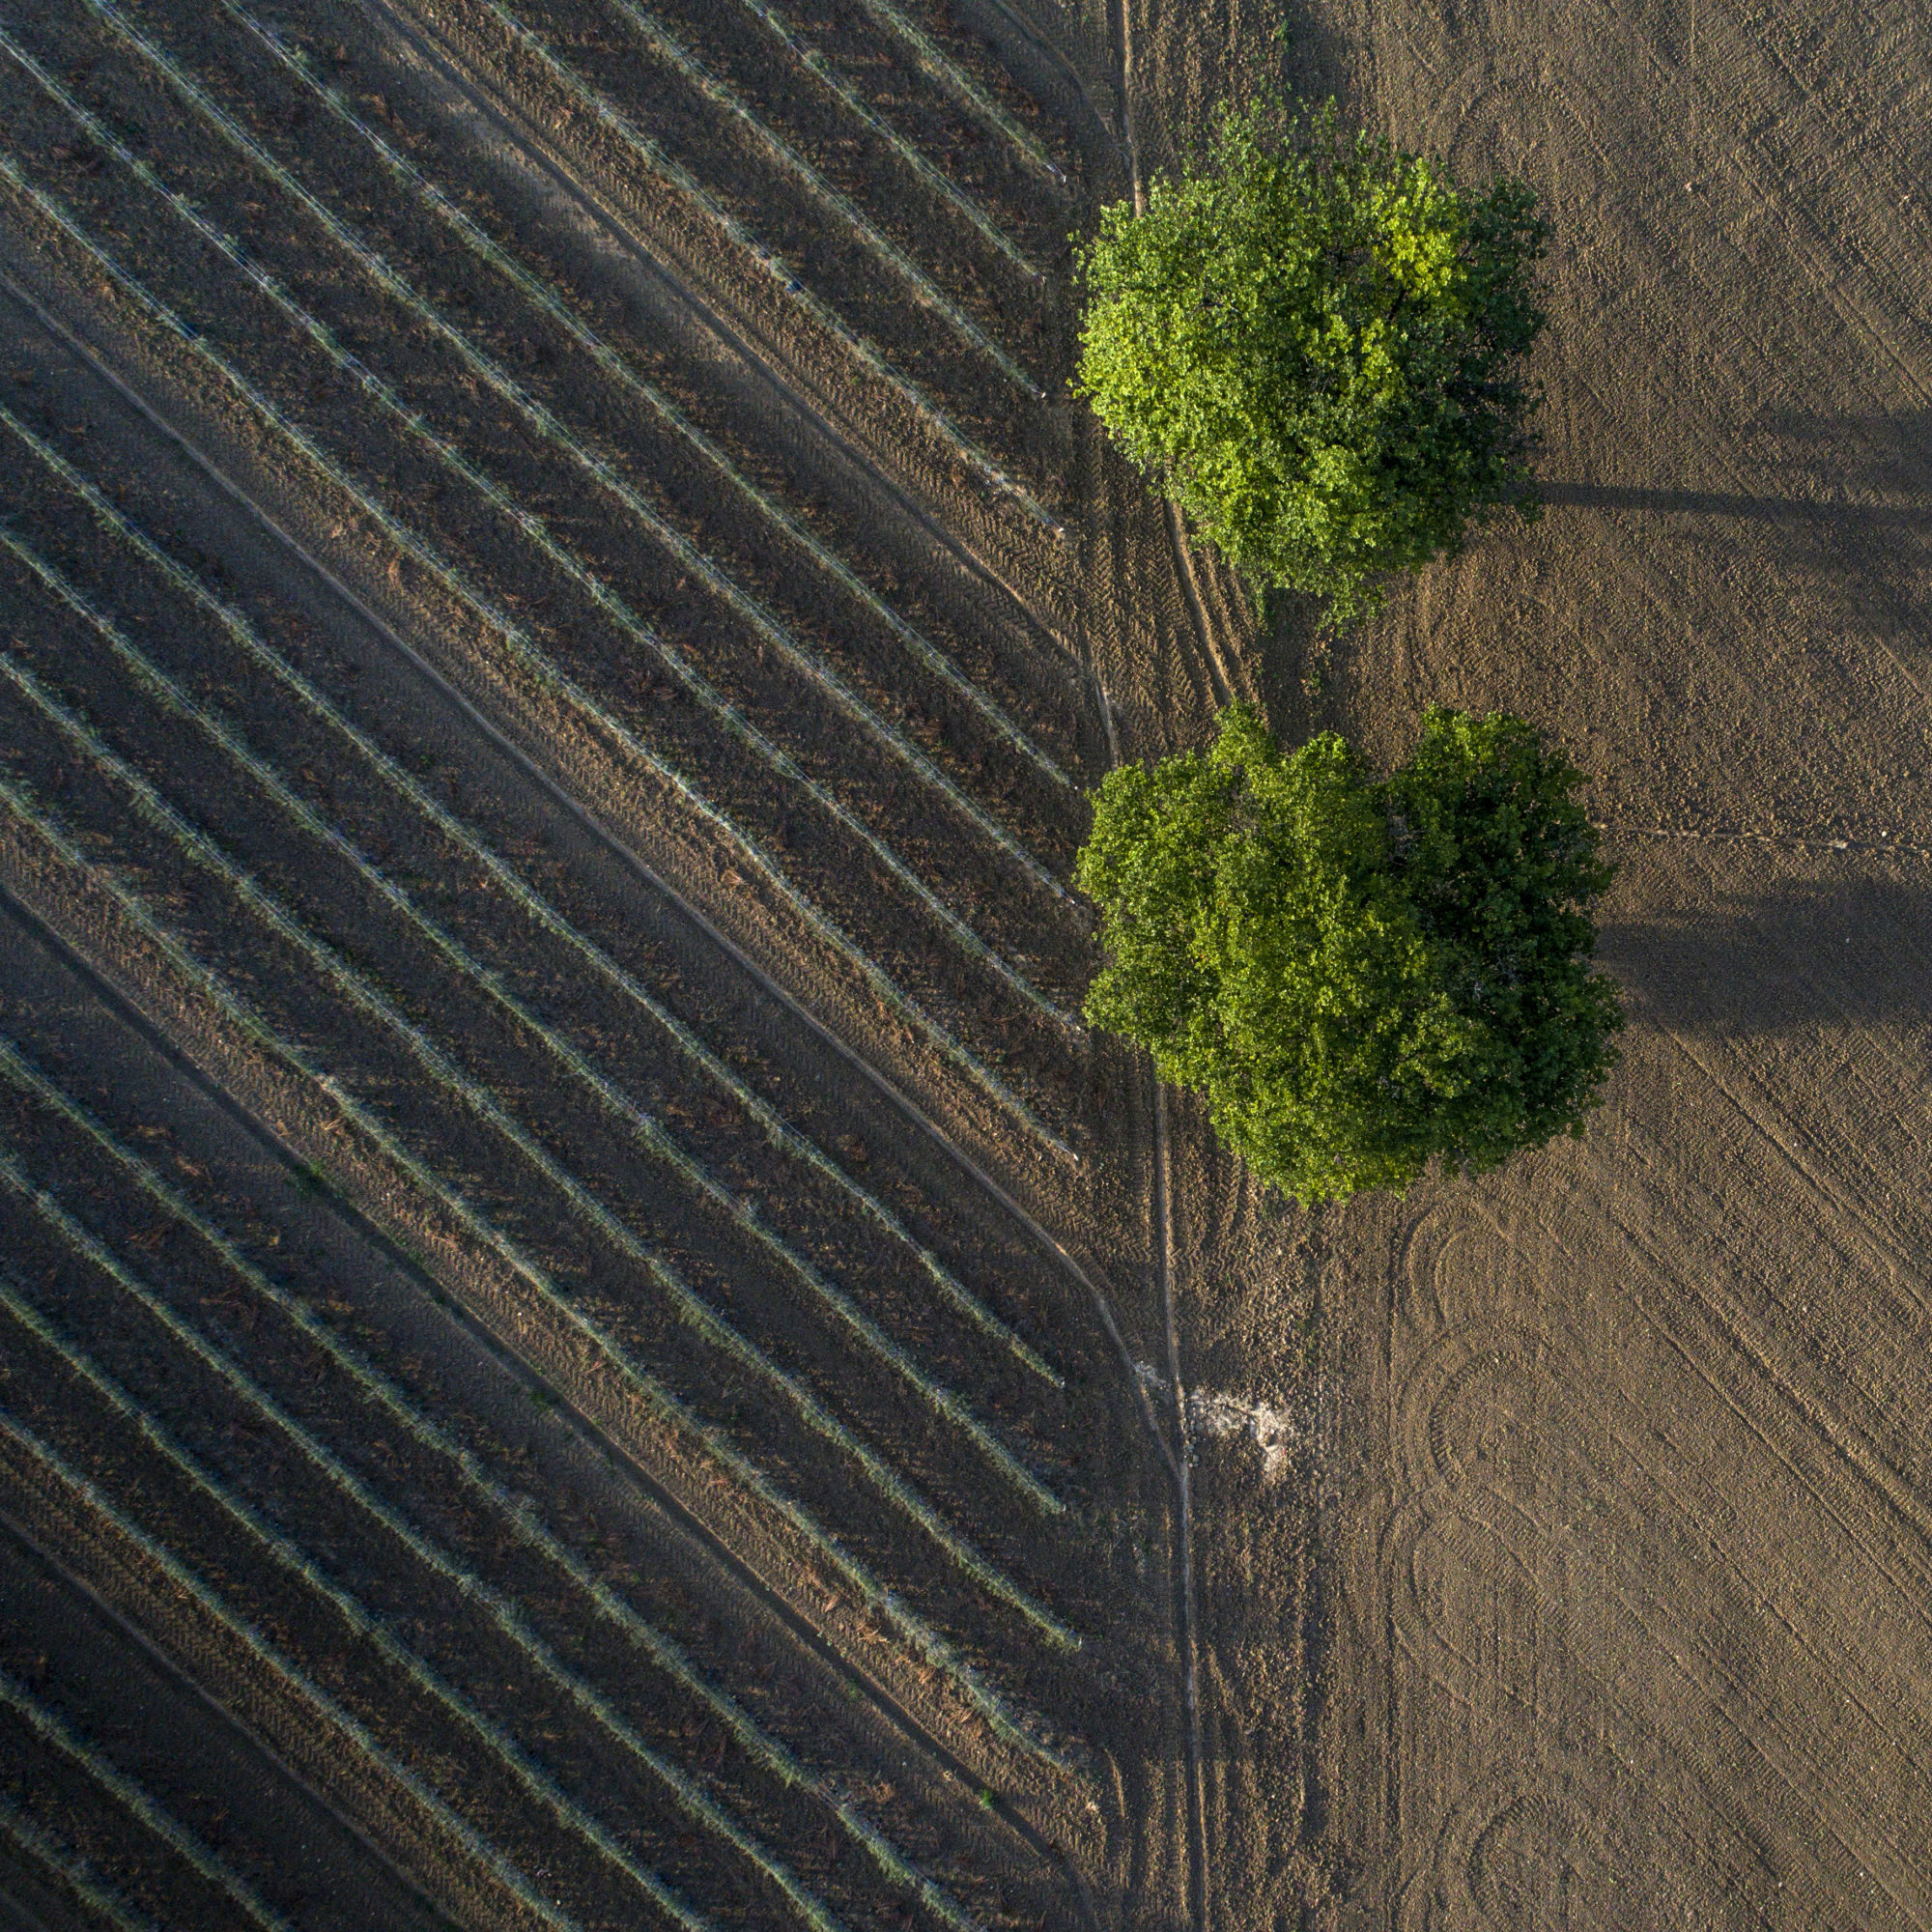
[{"x1": 1085, "y1": 0, "x2": 1932, "y2": 1921}]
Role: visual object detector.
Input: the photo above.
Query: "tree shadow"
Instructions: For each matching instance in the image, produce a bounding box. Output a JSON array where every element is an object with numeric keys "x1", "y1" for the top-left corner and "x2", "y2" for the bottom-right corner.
[{"x1": 1596, "y1": 865, "x2": 1932, "y2": 1036}]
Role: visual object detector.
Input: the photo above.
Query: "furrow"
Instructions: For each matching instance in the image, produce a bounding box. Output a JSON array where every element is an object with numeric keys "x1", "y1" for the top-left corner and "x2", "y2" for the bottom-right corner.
[
  {"x1": 836, "y1": 0, "x2": 1064, "y2": 183},
  {"x1": 716, "y1": 0, "x2": 1042, "y2": 277},
  {"x1": 0, "y1": 1663, "x2": 294, "y2": 1932},
  {"x1": 0, "y1": 1413, "x2": 582, "y2": 1932},
  {"x1": 0, "y1": 145, "x2": 1075, "y2": 1153},
  {"x1": 0, "y1": 772, "x2": 1066, "y2": 1768},
  {"x1": 422, "y1": 0, "x2": 1061, "y2": 529},
  {"x1": 0, "y1": 1033, "x2": 987, "y2": 1932},
  {"x1": 0, "y1": 1286, "x2": 718, "y2": 1932},
  {"x1": 0, "y1": 396, "x2": 1061, "y2": 1388},
  {"x1": 223, "y1": 0, "x2": 1080, "y2": 783},
  {"x1": 0, "y1": 1155, "x2": 847, "y2": 1932},
  {"x1": 0, "y1": 645, "x2": 1072, "y2": 1634},
  {"x1": 8, "y1": 25, "x2": 1079, "y2": 1010},
  {"x1": 0, "y1": 1789, "x2": 160, "y2": 1932},
  {"x1": 599, "y1": 0, "x2": 1041, "y2": 392},
  {"x1": 0, "y1": 512, "x2": 1059, "y2": 1514}
]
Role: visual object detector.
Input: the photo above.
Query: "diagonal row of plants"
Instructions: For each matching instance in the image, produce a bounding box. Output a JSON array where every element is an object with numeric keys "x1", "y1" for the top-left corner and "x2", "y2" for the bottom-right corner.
[
  {"x1": 0, "y1": 1030, "x2": 989, "y2": 1932},
  {"x1": 0, "y1": 398, "x2": 1064, "y2": 1395},
  {"x1": 216, "y1": 0, "x2": 1080, "y2": 786},
  {"x1": 0, "y1": 1419, "x2": 583, "y2": 1932},
  {"x1": 0, "y1": 1664, "x2": 292, "y2": 1932},
  {"x1": 0, "y1": 542, "x2": 1081, "y2": 1661},
  {"x1": 0, "y1": 1292, "x2": 723, "y2": 1932},
  {"x1": 7, "y1": 7, "x2": 1083, "y2": 1021},
  {"x1": 0, "y1": 763, "x2": 1069, "y2": 1770},
  {"x1": 399, "y1": 0, "x2": 1059, "y2": 528},
  {"x1": 0, "y1": 1782, "x2": 163, "y2": 1932},
  {"x1": 0, "y1": 1141, "x2": 966, "y2": 1932},
  {"x1": 0, "y1": 98, "x2": 1079, "y2": 1152}
]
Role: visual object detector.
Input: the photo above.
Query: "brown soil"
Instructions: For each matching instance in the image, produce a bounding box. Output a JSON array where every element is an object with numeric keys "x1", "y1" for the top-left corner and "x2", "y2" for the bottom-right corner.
[{"x1": 3, "y1": 0, "x2": 1914, "y2": 1923}]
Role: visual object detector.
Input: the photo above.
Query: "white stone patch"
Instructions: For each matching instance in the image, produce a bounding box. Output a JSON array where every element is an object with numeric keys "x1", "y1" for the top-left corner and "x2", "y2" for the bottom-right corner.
[{"x1": 1135, "y1": 1364, "x2": 1298, "y2": 1482}]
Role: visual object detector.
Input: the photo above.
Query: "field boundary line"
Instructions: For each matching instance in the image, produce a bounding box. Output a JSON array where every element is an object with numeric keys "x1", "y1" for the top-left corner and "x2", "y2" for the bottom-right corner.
[
  {"x1": 0, "y1": 147, "x2": 1076, "y2": 1157},
  {"x1": 0, "y1": 1030, "x2": 987, "y2": 1932},
  {"x1": 0, "y1": 1417, "x2": 579, "y2": 1932}
]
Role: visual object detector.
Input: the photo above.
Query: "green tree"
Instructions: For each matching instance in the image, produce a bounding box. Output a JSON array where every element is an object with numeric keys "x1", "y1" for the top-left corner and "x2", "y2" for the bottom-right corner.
[
  {"x1": 1073, "y1": 99, "x2": 1548, "y2": 617},
  {"x1": 1077, "y1": 706, "x2": 1623, "y2": 1205}
]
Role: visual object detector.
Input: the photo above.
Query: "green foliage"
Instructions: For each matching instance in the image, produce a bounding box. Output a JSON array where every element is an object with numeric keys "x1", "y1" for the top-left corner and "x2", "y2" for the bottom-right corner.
[
  {"x1": 1072, "y1": 99, "x2": 1548, "y2": 616},
  {"x1": 1077, "y1": 706, "x2": 1623, "y2": 1205}
]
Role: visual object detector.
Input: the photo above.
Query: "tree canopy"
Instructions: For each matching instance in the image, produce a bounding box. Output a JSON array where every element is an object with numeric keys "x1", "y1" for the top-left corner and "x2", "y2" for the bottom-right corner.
[
  {"x1": 1073, "y1": 99, "x2": 1549, "y2": 617},
  {"x1": 1076, "y1": 706, "x2": 1623, "y2": 1205}
]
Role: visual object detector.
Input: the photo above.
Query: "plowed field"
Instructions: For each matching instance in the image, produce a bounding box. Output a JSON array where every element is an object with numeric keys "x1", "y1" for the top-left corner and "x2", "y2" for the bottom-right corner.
[{"x1": 2, "y1": 0, "x2": 1918, "y2": 1926}]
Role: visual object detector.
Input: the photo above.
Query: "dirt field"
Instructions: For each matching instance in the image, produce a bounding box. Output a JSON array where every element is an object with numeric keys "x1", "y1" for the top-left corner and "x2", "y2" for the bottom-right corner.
[{"x1": 0, "y1": 0, "x2": 1924, "y2": 1924}]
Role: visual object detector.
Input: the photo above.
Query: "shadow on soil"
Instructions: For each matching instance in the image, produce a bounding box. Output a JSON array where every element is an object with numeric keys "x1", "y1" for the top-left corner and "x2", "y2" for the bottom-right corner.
[{"x1": 1598, "y1": 866, "x2": 1932, "y2": 1035}]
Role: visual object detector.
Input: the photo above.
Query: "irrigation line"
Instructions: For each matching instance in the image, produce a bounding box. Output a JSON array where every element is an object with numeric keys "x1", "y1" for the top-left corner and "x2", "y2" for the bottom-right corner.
[
  {"x1": 0, "y1": 1159, "x2": 845, "y2": 1932},
  {"x1": 0, "y1": 1790, "x2": 161, "y2": 1932},
  {"x1": 0, "y1": 771, "x2": 1065, "y2": 1766},
  {"x1": 0, "y1": 399, "x2": 1059, "y2": 1391},
  {"x1": 0, "y1": 1031, "x2": 986, "y2": 1932},
  {"x1": 219, "y1": 0, "x2": 1074, "y2": 789},
  {"x1": 0, "y1": 646, "x2": 1069, "y2": 1634},
  {"x1": 0, "y1": 1287, "x2": 719, "y2": 1932},
  {"x1": 0, "y1": 146, "x2": 1076, "y2": 1156},
  {"x1": 0, "y1": 1663, "x2": 297, "y2": 1932},
  {"x1": 716, "y1": 0, "x2": 1042, "y2": 278},
  {"x1": 13, "y1": 23, "x2": 1076, "y2": 1020},
  {"x1": 423, "y1": 0, "x2": 1059, "y2": 528},
  {"x1": 0, "y1": 506, "x2": 1058, "y2": 1512},
  {"x1": 601, "y1": 0, "x2": 1039, "y2": 393}
]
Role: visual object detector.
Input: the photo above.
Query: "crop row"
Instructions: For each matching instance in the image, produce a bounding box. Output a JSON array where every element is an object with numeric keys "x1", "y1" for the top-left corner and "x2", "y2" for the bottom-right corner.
[
  {"x1": 12, "y1": 16, "x2": 1075, "y2": 1022},
  {"x1": 0, "y1": 764, "x2": 1064, "y2": 1766},
  {"x1": 0, "y1": 1030, "x2": 985, "y2": 1932},
  {"x1": 837, "y1": 0, "x2": 1066, "y2": 184},
  {"x1": 413, "y1": 0, "x2": 1055, "y2": 527},
  {"x1": 598, "y1": 0, "x2": 1038, "y2": 393},
  {"x1": 219, "y1": 0, "x2": 1075, "y2": 788},
  {"x1": 708, "y1": 0, "x2": 1043, "y2": 277},
  {"x1": 0, "y1": 397, "x2": 1061, "y2": 1392},
  {"x1": 0, "y1": 610, "x2": 1074, "y2": 1652},
  {"x1": 0, "y1": 502, "x2": 1056, "y2": 1519},
  {"x1": 0, "y1": 1293, "x2": 707, "y2": 1932},
  {"x1": 0, "y1": 1151, "x2": 862, "y2": 1932},
  {"x1": 0, "y1": 138, "x2": 1072, "y2": 1151},
  {"x1": 0, "y1": 1786, "x2": 158, "y2": 1932},
  {"x1": 0, "y1": 1661, "x2": 294, "y2": 1932}
]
